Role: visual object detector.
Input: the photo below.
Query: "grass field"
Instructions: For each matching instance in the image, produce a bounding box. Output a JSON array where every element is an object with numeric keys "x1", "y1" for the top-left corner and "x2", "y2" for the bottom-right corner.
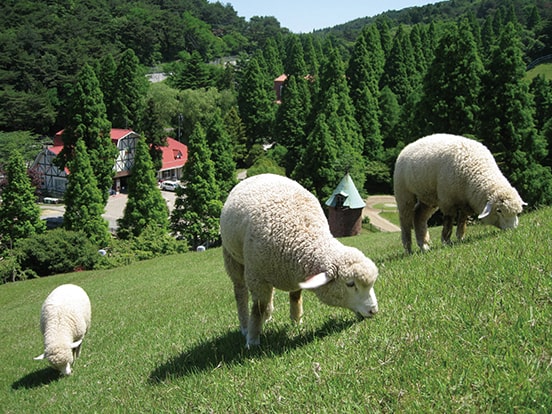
[
  {"x1": 1, "y1": 207, "x2": 551, "y2": 412},
  {"x1": 526, "y1": 62, "x2": 552, "y2": 81}
]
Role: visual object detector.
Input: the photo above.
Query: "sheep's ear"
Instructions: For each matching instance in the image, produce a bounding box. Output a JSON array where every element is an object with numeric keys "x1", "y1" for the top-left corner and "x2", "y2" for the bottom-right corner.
[
  {"x1": 299, "y1": 272, "x2": 331, "y2": 289},
  {"x1": 34, "y1": 353, "x2": 45, "y2": 360},
  {"x1": 478, "y1": 202, "x2": 492, "y2": 219},
  {"x1": 70, "y1": 339, "x2": 83, "y2": 349}
]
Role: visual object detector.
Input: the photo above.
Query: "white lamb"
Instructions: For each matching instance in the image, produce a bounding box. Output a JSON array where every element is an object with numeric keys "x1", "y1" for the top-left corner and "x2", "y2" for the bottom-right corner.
[
  {"x1": 34, "y1": 284, "x2": 91, "y2": 375},
  {"x1": 220, "y1": 173, "x2": 379, "y2": 347},
  {"x1": 393, "y1": 133, "x2": 526, "y2": 253}
]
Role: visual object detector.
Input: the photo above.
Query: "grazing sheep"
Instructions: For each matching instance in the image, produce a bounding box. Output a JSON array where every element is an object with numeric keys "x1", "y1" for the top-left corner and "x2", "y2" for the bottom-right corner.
[
  {"x1": 34, "y1": 284, "x2": 91, "y2": 375},
  {"x1": 220, "y1": 174, "x2": 379, "y2": 347},
  {"x1": 393, "y1": 133, "x2": 526, "y2": 253}
]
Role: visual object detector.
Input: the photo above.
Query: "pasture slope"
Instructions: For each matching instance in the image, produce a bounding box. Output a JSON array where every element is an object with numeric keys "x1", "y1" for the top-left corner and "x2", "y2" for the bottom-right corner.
[{"x1": 1, "y1": 207, "x2": 551, "y2": 412}]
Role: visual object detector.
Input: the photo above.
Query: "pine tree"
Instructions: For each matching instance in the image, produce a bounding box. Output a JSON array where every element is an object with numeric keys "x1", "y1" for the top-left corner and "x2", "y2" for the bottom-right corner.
[
  {"x1": 63, "y1": 139, "x2": 110, "y2": 247},
  {"x1": 97, "y1": 54, "x2": 117, "y2": 123},
  {"x1": 380, "y1": 25, "x2": 417, "y2": 105},
  {"x1": 205, "y1": 110, "x2": 237, "y2": 200},
  {"x1": 274, "y1": 75, "x2": 307, "y2": 175},
  {"x1": 0, "y1": 151, "x2": 45, "y2": 248},
  {"x1": 224, "y1": 106, "x2": 248, "y2": 167},
  {"x1": 284, "y1": 35, "x2": 307, "y2": 77},
  {"x1": 237, "y1": 54, "x2": 276, "y2": 150},
  {"x1": 140, "y1": 96, "x2": 167, "y2": 171},
  {"x1": 55, "y1": 63, "x2": 116, "y2": 204},
  {"x1": 263, "y1": 37, "x2": 284, "y2": 78},
  {"x1": 418, "y1": 18, "x2": 484, "y2": 136},
  {"x1": 347, "y1": 26, "x2": 384, "y2": 159},
  {"x1": 117, "y1": 136, "x2": 169, "y2": 239},
  {"x1": 170, "y1": 124, "x2": 222, "y2": 249},
  {"x1": 530, "y1": 75, "x2": 552, "y2": 132},
  {"x1": 480, "y1": 22, "x2": 552, "y2": 206},
  {"x1": 293, "y1": 114, "x2": 339, "y2": 202},
  {"x1": 111, "y1": 49, "x2": 147, "y2": 129},
  {"x1": 312, "y1": 45, "x2": 365, "y2": 191}
]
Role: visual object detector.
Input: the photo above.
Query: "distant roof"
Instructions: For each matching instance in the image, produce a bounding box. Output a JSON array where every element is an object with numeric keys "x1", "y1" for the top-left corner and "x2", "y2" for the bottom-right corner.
[
  {"x1": 158, "y1": 137, "x2": 188, "y2": 171},
  {"x1": 325, "y1": 173, "x2": 366, "y2": 209},
  {"x1": 53, "y1": 128, "x2": 136, "y2": 146}
]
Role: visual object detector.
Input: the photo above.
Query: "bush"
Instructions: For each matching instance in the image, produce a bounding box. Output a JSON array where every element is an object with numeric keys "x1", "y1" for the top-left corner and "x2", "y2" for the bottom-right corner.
[
  {"x1": 97, "y1": 225, "x2": 188, "y2": 268},
  {"x1": 14, "y1": 229, "x2": 100, "y2": 277}
]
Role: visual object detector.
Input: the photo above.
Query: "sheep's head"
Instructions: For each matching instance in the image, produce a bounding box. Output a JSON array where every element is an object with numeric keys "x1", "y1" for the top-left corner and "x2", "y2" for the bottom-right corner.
[
  {"x1": 299, "y1": 249, "x2": 378, "y2": 318},
  {"x1": 478, "y1": 190, "x2": 527, "y2": 230},
  {"x1": 34, "y1": 339, "x2": 82, "y2": 375}
]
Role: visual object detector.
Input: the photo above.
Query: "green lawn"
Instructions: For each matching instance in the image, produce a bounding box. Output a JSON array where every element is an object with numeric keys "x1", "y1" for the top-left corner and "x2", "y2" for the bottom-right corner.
[
  {"x1": 526, "y1": 62, "x2": 552, "y2": 81},
  {"x1": 1, "y1": 207, "x2": 551, "y2": 412}
]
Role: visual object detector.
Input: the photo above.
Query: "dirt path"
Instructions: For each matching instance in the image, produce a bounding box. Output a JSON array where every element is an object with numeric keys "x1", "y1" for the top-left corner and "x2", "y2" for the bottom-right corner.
[{"x1": 362, "y1": 195, "x2": 401, "y2": 232}]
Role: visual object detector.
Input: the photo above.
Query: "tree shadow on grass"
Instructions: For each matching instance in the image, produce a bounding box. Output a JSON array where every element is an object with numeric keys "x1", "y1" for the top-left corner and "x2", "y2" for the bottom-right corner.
[
  {"x1": 149, "y1": 317, "x2": 356, "y2": 383},
  {"x1": 12, "y1": 367, "x2": 61, "y2": 389}
]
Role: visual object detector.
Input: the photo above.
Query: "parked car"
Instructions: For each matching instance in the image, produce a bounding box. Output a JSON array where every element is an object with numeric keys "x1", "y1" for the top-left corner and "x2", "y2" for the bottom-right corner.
[{"x1": 160, "y1": 180, "x2": 181, "y2": 192}]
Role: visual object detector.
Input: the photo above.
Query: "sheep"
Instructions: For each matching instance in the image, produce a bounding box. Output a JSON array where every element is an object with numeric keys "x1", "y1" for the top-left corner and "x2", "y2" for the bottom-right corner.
[
  {"x1": 34, "y1": 284, "x2": 91, "y2": 375},
  {"x1": 220, "y1": 173, "x2": 379, "y2": 347},
  {"x1": 393, "y1": 133, "x2": 526, "y2": 253}
]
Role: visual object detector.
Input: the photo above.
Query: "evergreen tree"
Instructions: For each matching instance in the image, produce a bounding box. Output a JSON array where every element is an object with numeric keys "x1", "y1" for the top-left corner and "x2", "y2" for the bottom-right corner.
[
  {"x1": 171, "y1": 124, "x2": 222, "y2": 249},
  {"x1": 293, "y1": 114, "x2": 339, "y2": 202},
  {"x1": 530, "y1": 75, "x2": 552, "y2": 132},
  {"x1": 347, "y1": 26, "x2": 384, "y2": 160},
  {"x1": 97, "y1": 54, "x2": 117, "y2": 124},
  {"x1": 140, "y1": 96, "x2": 167, "y2": 171},
  {"x1": 313, "y1": 45, "x2": 365, "y2": 190},
  {"x1": 418, "y1": 18, "x2": 484, "y2": 136},
  {"x1": 55, "y1": 63, "x2": 116, "y2": 204},
  {"x1": 63, "y1": 139, "x2": 110, "y2": 247},
  {"x1": 111, "y1": 49, "x2": 147, "y2": 129},
  {"x1": 0, "y1": 151, "x2": 45, "y2": 248},
  {"x1": 262, "y1": 37, "x2": 284, "y2": 78},
  {"x1": 224, "y1": 106, "x2": 248, "y2": 167},
  {"x1": 284, "y1": 35, "x2": 307, "y2": 77},
  {"x1": 117, "y1": 136, "x2": 169, "y2": 239},
  {"x1": 480, "y1": 22, "x2": 552, "y2": 206},
  {"x1": 237, "y1": 54, "x2": 276, "y2": 151},
  {"x1": 380, "y1": 25, "x2": 417, "y2": 105},
  {"x1": 274, "y1": 75, "x2": 307, "y2": 175},
  {"x1": 205, "y1": 110, "x2": 237, "y2": 200}
]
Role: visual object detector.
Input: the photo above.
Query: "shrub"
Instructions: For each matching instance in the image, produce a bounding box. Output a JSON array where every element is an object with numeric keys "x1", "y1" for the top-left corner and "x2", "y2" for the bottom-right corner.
[{"x1": 14, "y1": 229, "x2": 100, "y2": 277}]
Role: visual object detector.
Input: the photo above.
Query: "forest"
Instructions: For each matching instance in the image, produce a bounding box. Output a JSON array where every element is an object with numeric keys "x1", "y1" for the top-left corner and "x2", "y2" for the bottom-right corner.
[{"x1": 1, "y1": 0, "x2": 552, "y2": 278}]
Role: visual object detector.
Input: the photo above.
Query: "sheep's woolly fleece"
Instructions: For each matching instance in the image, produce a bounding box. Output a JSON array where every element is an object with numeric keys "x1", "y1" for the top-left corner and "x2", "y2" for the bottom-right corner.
[{"x1": 35, "y1": 284, "x2": 91, "y2": 375}]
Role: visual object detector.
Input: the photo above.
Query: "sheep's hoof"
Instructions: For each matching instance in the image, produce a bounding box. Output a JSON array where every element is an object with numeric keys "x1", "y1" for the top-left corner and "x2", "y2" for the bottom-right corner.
[{"x1": 246, "y1": 337, "x2": 260, "y2": 348}]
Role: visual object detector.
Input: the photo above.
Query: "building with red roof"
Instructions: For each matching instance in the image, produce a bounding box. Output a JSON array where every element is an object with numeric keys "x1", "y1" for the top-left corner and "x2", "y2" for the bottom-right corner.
[{"x1": 32, "y1": 129, "x2": 187, "y2": 197}]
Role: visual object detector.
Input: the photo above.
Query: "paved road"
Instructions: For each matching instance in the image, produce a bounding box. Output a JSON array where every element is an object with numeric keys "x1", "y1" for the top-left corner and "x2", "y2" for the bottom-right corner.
[
  {"x1": 41, "y1": 191, "x2": 177, "y2": 232},
  {"x1": 362, "y1": 195, "x2": 401, "y2": 232},
  {"x1": 41, "y1": 191, "x2": 400, "y2": 233}
]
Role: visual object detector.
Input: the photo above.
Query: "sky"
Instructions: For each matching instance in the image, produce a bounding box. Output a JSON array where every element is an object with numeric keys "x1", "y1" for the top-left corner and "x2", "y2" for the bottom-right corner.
[{"x1": 218, "y1": 0, "x2": 442, "y2": 33}]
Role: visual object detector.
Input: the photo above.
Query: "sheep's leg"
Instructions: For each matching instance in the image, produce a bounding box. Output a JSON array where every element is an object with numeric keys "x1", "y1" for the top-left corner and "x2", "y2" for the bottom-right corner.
[
  {"x1": 441, "y1": 215, "x2": 454, "y2": 244},
  {"x1": 396, "y1": 193, "x2": 416, "y2": 253},
  {"x1": 456, "y1": 210, "x2": 468, "y2": 240},
  {"x1": 247, "y1": 285, "x2": 273, "y2": 347},
  {"x1": 223, "y1": 248, "x2": 249, "y2": 336},
  {"x1": 289, "y1": 290, "x2": 303, "y2": 323},
  {"x1": 264, "y1": 288, "x2": 275, "y2": 323},
  {"x1": 414, "y1": 202, "x2": 435, "y2": 251}
]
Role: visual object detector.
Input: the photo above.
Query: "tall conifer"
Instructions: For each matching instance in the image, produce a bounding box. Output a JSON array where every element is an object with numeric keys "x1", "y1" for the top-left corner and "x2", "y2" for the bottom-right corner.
[
  {"x1": 117, "y1": 136, "x2": 169, "y2": 239},
  {"x1": 63, "y1": 139, "x2": 110, "y2": 247},
  {"x1": 56, "y1": 63, "x2": 116, "y2": 204},
  {"x1": 171, "y1": 124, "x2": 222, "y2": 249},
  {"x1": 480, "y1": 22, "x2": 552, "y2": 205},
  {"x1": 0, "y1": 151, "x2": 45, "y2": 247}
]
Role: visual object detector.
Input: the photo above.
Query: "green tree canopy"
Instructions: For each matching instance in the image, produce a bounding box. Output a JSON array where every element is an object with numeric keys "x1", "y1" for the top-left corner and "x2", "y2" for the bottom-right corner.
[
  {"x1": 63, "y1": 139, "x2": 110, "y2": 248},
  {"x1": 171, "y1": 123, "x2": 222, "y2": 249},
  {"x1": 55, "y1": 63, "x2": 116, "y2": 204},
  {"x1": 0, "y1": 151, "x2": 45, "y2": 248},
  {"x1": 117, "y1": 135, "x2": 169, "y2": 239}
]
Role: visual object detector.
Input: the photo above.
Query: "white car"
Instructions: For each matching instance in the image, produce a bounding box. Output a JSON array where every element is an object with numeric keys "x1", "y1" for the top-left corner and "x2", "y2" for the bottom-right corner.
[{"x1": 160, "y1": 180, "x2": 181, "y2": 191}]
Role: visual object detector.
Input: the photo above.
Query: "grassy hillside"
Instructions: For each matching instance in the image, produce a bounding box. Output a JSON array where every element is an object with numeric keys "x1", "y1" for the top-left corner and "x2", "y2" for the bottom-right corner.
[
  {"x1": 1, "y1": 207, "x2": 551, "y2": 412},
  {"x1": 526, "y1": 62, "x2": 552, "y2": 81}
]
